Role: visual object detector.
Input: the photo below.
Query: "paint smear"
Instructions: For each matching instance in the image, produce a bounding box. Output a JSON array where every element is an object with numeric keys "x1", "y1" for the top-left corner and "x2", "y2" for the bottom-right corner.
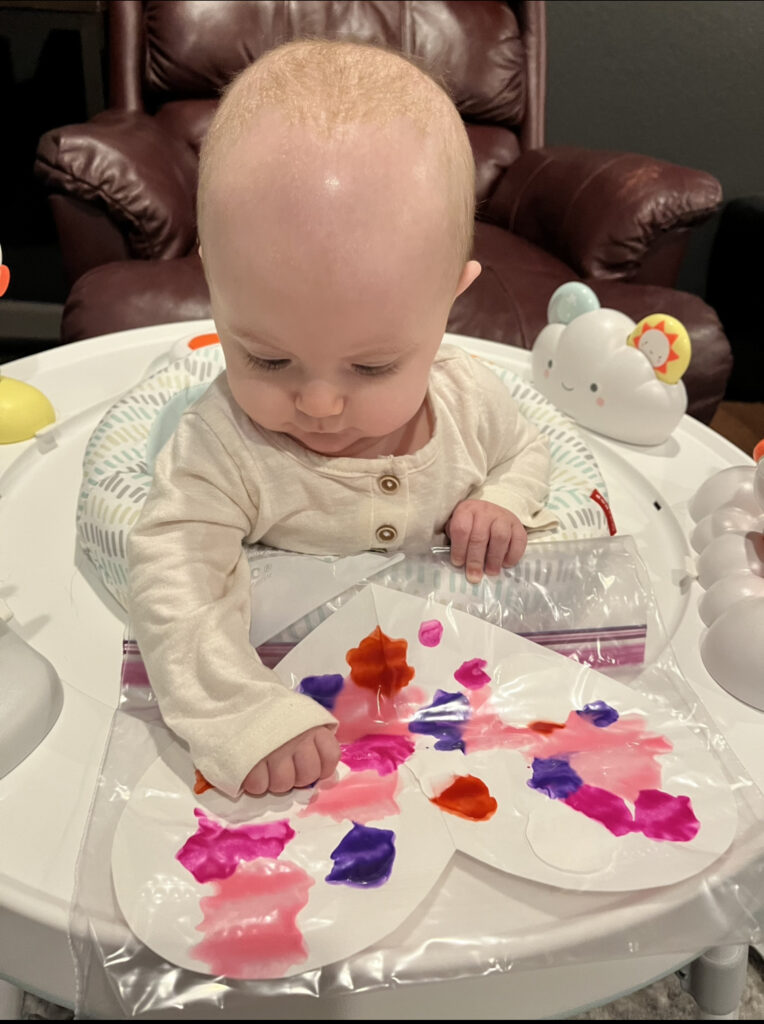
[
  {"x1": 418, "y1": 619, "x2": 444, "y2": 647},
  {"x1": 299, "y1": 770, "x2": 399, "y2": 823},
  {"x1": 563, "y1": 784, "x2": 639, "y2": 837},
  {"x1": 408, "y1": 689, "x2": 471, "y2": 751},
  {"x1": 564, "y1": 785, "x2": 700, "y2": 841},
  {"x1": 528, "y1": 720, "x2": 566, "y2": 734},
  {"x1": 333, "y1": 676, "x2": 427, "y2": 744},
  {"x1": 177, "y1": 810, "x2": 295, "y2": 883},
  {"x1": 576, "y1": 700, "x2": 619, "y2": 728},
  {"x1": 527, "y1": 756, "x2": 584, "y2": 800},
  {"x1": 431, "y1": 774, "x2": 497, "y2": 821},
  {"x1": 454, "y1": 657, "x2": 491, "y2": 690},
  {"x1": 346, "y1": 626, "x2": 415, "y2": 698},
  {"x1": 298, "y1": 673, "x2": 345, "y2": 711},
  {"x1": 326, "y1": 822, "x2": 396, "y2": 887},
  {"x1": 340, "y1": 733, "x2": 415, "y2": 775},
  {"x1": 191, "y1": 858, "x2": 313, "y2": 979},
  {"x1": 568, "y1": 745, "x2": 662, "y2": 803}
]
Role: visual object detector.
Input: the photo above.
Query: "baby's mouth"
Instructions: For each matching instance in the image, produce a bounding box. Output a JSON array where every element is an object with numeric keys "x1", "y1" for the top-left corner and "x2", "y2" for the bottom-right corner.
[{"x1": 561, "y1": 382, "x2": 574, "y2": 391}]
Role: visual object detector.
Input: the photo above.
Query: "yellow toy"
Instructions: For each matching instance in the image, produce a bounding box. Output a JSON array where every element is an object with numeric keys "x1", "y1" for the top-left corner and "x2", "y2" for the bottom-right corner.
[
  {"x1": 0, "y1": 242, "x2": 56, "y2": 443},
  {"x1": 626, "y1": 314, "x2": 691, "y2": 385}
]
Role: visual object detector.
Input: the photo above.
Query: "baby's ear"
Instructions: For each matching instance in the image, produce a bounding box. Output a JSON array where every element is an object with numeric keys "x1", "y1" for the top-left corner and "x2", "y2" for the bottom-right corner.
[{"x1": 455, "y1": 259, "x2": 481, "y2": 299}]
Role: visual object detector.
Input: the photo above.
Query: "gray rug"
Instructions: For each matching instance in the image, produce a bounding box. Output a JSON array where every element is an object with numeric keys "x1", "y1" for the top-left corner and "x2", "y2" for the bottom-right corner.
[{"x1": 20, "y1": 949, "x2": 764, "y2": 1019}]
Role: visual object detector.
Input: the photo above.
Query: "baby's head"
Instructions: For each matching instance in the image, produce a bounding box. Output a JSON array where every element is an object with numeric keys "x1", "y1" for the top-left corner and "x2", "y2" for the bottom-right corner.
[{"x1": 197, "y1": 39, "x2": 481, "y2": 456}]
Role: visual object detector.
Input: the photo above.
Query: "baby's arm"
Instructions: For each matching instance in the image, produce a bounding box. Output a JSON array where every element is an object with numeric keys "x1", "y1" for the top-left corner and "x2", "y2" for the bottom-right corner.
[
  {"x1": 446, "y1": 359, "x2": 556, "y2": 580},
  {"x1": 127, "y1": 412, "x2": 338, "y2": 798}
]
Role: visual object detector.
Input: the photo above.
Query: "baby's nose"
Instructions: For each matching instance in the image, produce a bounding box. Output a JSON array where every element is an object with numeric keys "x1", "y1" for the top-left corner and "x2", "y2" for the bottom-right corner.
[{"x1": 295, "y1": 380, "x2": 344, "y2": 419}]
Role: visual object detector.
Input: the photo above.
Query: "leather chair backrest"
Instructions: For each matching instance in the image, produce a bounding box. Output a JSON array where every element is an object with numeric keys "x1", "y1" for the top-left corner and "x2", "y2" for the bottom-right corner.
[{"x1": 108, "y1": 0, "x2": 546, "y2": 207}]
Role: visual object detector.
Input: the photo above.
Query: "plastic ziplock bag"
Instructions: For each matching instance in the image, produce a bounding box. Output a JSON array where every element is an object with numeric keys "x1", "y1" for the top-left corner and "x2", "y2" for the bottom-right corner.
[{"x1": 70, "y1": 536, "x2": 764, "y2": 1019}]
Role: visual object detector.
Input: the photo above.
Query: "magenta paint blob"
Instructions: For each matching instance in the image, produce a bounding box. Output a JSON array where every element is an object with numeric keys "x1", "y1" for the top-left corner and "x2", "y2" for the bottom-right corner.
[
  {"x1": 340, "y1": 733, "x2": 415, "y2": 775},
  {"x1": 633, "y1": 789, "x2": 701, "y2": 842},
  {"x1": 418, "y1": 619, "x2": 444, "y2": 647},
  {"x1": 176, "y1": 810, "x2": 295, "y2": 883},
  {"x1": 454, "y1": 658, "x2": 491, "y2": 690}
]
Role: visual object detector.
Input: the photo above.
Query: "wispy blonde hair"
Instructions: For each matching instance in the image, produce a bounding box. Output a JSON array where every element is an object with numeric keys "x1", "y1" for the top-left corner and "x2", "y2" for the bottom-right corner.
[{"x1": 197, "y1": 38, "x2": 475, "y2": 266}]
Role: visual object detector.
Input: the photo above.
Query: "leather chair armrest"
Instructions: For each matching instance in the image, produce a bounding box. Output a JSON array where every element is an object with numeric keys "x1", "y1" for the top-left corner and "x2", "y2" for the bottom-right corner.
[
  {"x1": 34, "y1": 110, "x2": 198, "y2": 262},
  {"x1": 484, "y1": 146, "x2": 722, "y2": 283}
]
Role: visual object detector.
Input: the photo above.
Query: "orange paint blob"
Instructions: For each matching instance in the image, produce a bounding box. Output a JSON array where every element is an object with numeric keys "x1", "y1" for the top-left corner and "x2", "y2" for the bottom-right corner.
[
  {"x1": 187, "y1": 332, "x2": 220, "y2": 350},
  {"x1": 346, "y1": 626, "x2": 415, "y2": 699},
  {"x1": 528, "y1": 720, "x2": 566, "y2": 734},
  {"x1": 430, "y1": 774, "x2": 497, "y2": 821},
  {"x1": 194, "y1": 769, "x2": 212, "y2": 794}
]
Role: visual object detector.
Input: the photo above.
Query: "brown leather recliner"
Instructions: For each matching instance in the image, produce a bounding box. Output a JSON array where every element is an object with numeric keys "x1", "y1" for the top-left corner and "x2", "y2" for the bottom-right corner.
[{"x1": 34, "y1": 0, "x2": 732, "y2": 423}]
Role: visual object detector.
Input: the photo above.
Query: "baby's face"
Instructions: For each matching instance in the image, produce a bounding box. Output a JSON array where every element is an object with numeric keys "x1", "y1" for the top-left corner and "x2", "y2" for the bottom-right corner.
[{"x1": 200, "y1": 115, "x2": 478, "y2": 456}]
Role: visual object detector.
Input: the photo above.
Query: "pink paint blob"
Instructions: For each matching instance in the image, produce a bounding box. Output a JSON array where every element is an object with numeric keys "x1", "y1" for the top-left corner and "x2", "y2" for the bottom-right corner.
[
  {"x1": 418, "y1": 619, "x2": 444, "y2": 647},
  {"x1": 192, "y1": 858, "x2": 313, "y2": 979},
  {"x1": 454, "y1": 658, "x2": 492, "y2": 690},
  {"x1": 177, "y1": 811, "x2": 295, "y2": 883},
  {"x1": 333, "y1": 676, "x2": 427, "y2": 744},
  {"x1": 299, "y1": 770, "x2": 399, "y2": 823},
  {"x1": 340, "y1": 733, "x2": 415, "y2": 775}
]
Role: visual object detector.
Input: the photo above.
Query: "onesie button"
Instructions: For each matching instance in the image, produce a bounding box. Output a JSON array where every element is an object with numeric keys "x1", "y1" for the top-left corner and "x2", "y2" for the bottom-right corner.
[
  {"x1": 375, "y1": 524, "x2": 398, "y2": 544},
  {"x1": 378, "y1": 474, "x2": 400, "y2": 494}
]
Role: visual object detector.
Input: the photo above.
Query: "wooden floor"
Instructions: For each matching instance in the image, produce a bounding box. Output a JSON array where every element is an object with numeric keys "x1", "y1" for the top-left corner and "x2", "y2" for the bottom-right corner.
[{"x1": 709, "y1": 401, "x2": 764, "y2": 457}]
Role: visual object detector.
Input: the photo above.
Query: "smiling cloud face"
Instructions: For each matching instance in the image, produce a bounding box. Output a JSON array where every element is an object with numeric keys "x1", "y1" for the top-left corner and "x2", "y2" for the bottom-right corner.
[{"x1": 531, "y1": 293, "x2": 689, "y2": 446}]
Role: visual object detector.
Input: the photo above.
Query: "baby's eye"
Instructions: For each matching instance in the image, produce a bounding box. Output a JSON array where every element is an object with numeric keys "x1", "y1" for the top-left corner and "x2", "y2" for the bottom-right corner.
[
  {"x1": 246, "y1": 354, "x2": 290, "y2": 372},
  {"x1": 352, "y1": 362, "x2": 398, "y2": 377},
  {"x1": 590, "y1": 382, "x2": 599, "y2": 392},
  {"x1": 547, "y1": 359, "x2": 553, "y2": 369}
]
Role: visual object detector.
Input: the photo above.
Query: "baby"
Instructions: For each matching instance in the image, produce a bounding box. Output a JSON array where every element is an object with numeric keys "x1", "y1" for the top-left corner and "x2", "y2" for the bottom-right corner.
[{"x1": 127, "y1": 39, "x2": 556, "y2": 802}]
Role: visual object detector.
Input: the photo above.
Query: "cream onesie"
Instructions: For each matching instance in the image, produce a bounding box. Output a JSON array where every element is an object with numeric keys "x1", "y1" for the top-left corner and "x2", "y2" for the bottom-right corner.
[{"x1": 127, "y1": 344, "x2": 557, "y2": 796}]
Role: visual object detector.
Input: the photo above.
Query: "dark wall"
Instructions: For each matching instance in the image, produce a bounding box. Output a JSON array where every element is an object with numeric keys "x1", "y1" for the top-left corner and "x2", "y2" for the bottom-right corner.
[{"x1": 545, "y1": 0, "x2": 764, "y2": 298}]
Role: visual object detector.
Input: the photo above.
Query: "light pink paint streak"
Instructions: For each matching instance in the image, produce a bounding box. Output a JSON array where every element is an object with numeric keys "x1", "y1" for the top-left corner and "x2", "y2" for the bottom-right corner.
[
  {"x1": 192, "y1": 858, "x2": 313, "y2": 979},
  {"x1": 333, "y1": 676, "x2": 427, "y2": 744},
  {"x1": 298, "y1": 770, "x2": 399, "y2": 823}
]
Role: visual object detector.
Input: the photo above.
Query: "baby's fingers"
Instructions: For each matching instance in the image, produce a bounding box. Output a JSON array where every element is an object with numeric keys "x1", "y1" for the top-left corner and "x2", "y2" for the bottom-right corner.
[
  {"x1": 447, "y1": 505, "x2": 475, "y2": 569},
  {"x1": 502, "y1": 524, "x2": 528, "y2": 568}
]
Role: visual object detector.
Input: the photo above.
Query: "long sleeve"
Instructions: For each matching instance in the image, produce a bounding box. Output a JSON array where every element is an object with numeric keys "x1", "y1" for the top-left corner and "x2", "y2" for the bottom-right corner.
[
  {"x1": 464, "y1": 357, "x2": 558, "y2": 531},
  {"x1": 126, "y1": 411, "x2": 337, "y2": 798}
]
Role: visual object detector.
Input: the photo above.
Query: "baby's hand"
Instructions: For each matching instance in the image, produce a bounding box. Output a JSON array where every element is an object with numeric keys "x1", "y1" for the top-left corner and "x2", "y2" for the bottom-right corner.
[
  {"x1": 446, "y1": 499, "x2": 527, "y2": 582},
  {"x1": 242, "y1": 725, "x2": 340, "y2": 796}
]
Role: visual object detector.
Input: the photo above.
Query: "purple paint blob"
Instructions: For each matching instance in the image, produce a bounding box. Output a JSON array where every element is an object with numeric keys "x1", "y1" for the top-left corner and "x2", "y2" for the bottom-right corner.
[
  {"x1": 325, "y1": 822, "x2": 396, "y2": 887},
  {"x1": 298, "y1": 673, "x2": 345, "y2": 711},
  {"x1": 409, "y1": 689, "x2": 471, "y2": 751},
  {"x1": 454, "y1": 658, "x2": 491, "y2": 690},
  {"x1": 340, "y1": 733, "x2": 415, "y2": 775},
  {"x1": 564, "y1": 784, "x2": 636, "y2": 837},
  {"x1": 177, "y1": 811, "x2": 295, "y2": 883},
  {"x1": 418, "y1": 619, "x2": 444, "y2": 647},
  {"x1": 527, "y1": 756, "x2": 584, "y2": 800},
  {"x1": 634, "y1": 789, "x2": 701, "y2": 841},
  {"x1": 576, "y1": 700, "x2": 619, "y2": 728}
]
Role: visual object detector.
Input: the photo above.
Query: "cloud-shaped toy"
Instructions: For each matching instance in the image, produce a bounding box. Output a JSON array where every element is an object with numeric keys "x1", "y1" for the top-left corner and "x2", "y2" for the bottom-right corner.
[{"x1": 531, "y1": 283, "x2": 691, "y2": 446}]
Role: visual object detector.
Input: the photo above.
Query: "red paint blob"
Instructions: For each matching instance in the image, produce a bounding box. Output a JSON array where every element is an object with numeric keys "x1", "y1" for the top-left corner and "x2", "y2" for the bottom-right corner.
[
  {"x1": 528, "y1": 720, "x2": 566, "y2": 734},
  {"x1": 430, "y1": 774, "x2": 498, "y2": 821},
  {"x1": 346, "y1": 626, "x2": 415, "y2": 698}
]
